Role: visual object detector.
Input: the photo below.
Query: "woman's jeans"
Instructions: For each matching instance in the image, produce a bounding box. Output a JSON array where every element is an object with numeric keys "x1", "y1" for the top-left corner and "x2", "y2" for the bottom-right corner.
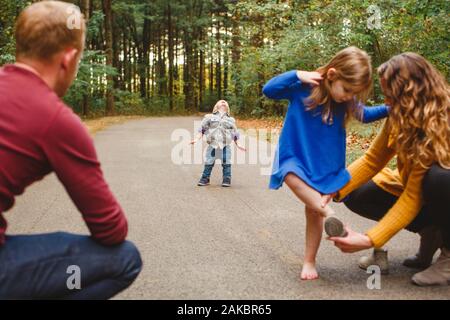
[
  {"x1": 0, "y1": 232, "x2": 142, "y2": 299},
  {"x1": 201, "y1": 145, "x2": 232, "y2": 178},
  {"x1": 344, "y1": 164, "x2": 450, "y2": 249}
]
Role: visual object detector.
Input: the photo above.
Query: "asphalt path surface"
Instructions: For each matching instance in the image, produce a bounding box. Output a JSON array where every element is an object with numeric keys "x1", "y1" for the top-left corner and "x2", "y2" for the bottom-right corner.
[{"x1": 7, "y1": 117, "x2": 448, "y2": 299}]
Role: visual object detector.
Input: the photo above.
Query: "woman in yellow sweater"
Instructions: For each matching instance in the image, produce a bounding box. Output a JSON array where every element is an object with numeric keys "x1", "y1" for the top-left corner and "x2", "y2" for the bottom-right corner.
[{"x1": 325, "y1": 53, "x2": 450, "y2": 286}]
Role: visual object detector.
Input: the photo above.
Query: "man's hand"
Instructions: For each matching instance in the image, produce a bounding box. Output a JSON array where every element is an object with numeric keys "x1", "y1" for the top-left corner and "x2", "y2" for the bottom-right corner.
[
  {"x1": 297, "y1": 70, "x2": 323, "y2": 86},
  {"x1": 327, "y1": 227, "x2": 374, "y2": 253}
]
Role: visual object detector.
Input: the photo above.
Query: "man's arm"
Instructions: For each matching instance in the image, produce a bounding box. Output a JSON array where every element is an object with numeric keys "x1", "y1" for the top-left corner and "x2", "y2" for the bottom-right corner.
[{"x1": 41, "y1": 106, "x2": 128, "y2": 246}]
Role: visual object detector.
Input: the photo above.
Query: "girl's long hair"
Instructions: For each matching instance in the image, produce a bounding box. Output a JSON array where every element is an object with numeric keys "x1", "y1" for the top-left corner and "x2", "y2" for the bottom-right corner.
[
  {"x1": 306, "y1": 46, "x2": 373, "y2": 124},
  {"x1": 378, "y1": 52, "x2": 450, "y2": 169}
]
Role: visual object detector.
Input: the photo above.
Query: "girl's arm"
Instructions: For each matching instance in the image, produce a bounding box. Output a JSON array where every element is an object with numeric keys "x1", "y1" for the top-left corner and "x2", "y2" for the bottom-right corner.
[
  {"x1": 262, "y1": 70, "x2": 302, "y2": 101},
  {"x1": 355, "y1": 103, "x2": 390, "y2": 124}
]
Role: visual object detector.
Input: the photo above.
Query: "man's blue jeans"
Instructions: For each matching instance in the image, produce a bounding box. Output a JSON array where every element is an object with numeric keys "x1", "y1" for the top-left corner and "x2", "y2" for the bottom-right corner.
[
  {"x1": 202, "y1": 145, "x2": 231, "y2": 178},
  {"x1": 0, "y1": 232, "x2": 142, "y2": 299}
]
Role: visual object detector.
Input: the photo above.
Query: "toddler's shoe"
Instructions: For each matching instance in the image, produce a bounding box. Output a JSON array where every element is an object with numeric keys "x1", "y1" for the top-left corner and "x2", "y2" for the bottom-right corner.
[
  {"x1": 222, "y1": 177, "x2": 231, "y2": 187},
  {"x1": 197, "y1": 177, "x2": 210, "y2": 186}
]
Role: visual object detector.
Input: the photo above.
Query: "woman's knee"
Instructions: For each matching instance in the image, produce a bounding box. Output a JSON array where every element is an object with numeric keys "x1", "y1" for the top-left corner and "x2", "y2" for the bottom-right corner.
[
  {"x1": 343, "y1": 191, "x2": 364, "y2": 214},
  {"x1": 341, "y1": 181, "x2": 394, "y2": 222},
  {"x1": 423, "y1": 163, "x2": 450, "y2": 202}
]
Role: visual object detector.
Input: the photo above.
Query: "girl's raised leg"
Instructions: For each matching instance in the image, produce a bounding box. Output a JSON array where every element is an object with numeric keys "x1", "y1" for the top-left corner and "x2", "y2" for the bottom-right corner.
[{"x1": 284, "y1": 173, "x2": 335, "y2": 217}]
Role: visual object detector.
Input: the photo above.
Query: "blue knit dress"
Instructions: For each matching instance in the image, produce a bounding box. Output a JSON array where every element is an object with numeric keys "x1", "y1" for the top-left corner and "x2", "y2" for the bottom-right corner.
[{"x1": 263, "y1": 70, "x2": 388, "y2": 194}]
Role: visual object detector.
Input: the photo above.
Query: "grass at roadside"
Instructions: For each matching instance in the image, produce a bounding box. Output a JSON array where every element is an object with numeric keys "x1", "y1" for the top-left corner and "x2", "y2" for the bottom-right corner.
[
  {"x1": 235, "y1": 116, "x2": 391, "y2": 166},
  {"x1": 82, "y1": 116, "x2": 145, "y2": 135},
  {"x1": 81, "y1": 113, "x2": 393, "y2": 168}
]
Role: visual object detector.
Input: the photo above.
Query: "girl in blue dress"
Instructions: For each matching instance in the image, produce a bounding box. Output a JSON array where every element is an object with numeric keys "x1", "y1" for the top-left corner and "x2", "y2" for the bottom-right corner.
[{"x1": 263, "y1": 47, "x2": 389, "y2": 280}]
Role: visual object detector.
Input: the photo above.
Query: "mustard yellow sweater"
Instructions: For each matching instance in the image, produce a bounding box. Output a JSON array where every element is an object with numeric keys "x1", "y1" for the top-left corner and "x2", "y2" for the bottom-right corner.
[{"x1": 337, "y1": 120, "x2": 429, "y2": 248}]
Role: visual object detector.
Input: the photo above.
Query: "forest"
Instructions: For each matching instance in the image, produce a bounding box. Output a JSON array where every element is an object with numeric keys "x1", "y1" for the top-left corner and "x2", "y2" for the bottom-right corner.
[{"x1": 1, "y1": 0, "x2": 449, "y2": 117}]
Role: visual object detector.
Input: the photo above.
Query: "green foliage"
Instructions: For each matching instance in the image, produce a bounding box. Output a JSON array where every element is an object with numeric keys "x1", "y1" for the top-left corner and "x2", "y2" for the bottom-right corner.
[
  {"x1": 0, "y1": 0, "x2": 448, "y2": 118},
  {"x1": 0, "y1": 0, "x2": 30, "y2": 64},
  {"x1": 114, "y1": 90, "x2": 146, "y2": 115},
  {"x1": 236, "y1": 0, "x2": 449, "y2": 117},
  {"x1": 64, "y1": 50, "x2": 117, "y2": 113}
]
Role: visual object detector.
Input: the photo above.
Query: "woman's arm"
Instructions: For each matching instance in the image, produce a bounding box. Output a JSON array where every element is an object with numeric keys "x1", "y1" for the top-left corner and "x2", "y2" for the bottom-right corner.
[
  {"x1": 336, "y1": 120, "x2": 396, "y2": 201},
  {"x1": 366, "y1": 164, "x2": 428, "y2": 247},
  {"x1": 330, "y1": 163, "x2": 428, "y2": 252}
]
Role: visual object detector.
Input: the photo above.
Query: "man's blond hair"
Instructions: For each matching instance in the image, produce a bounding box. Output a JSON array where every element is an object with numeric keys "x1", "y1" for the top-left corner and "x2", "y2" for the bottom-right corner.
[{"x1": 15, "y1": 1, "x2": 86, "y2": 61}]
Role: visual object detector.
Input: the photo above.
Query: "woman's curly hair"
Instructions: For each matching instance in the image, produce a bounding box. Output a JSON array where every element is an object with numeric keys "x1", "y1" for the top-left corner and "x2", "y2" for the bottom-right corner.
[{"x1": 378, "y1": 52, "x2": 450, "y2": 169}]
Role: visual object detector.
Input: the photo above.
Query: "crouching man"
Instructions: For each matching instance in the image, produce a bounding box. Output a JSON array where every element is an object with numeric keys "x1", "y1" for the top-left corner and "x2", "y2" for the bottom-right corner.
[{"x1": 0, "y1": 1, "x2": 142, "y2": 299}]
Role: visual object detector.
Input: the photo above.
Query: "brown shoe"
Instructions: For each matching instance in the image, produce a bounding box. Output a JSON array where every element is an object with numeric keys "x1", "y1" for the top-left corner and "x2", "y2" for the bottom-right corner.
[
  {"x1": 359, "y1": 248, "x2": 389, "y2": 275},
  {"x1": 412, "y1": 247, "x2": 450, "y2": 286},
  {"x1": 403, "y1": 226, "x2": 442, "y2": 269}
]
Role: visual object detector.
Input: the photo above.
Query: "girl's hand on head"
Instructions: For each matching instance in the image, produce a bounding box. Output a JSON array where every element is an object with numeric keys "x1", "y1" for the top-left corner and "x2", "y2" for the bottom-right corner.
[
  {"x1": 297, "y1": 71, "x2": 323, "y2": 86},
  {"x1": 327, "y1": 227, "x2": 374, "y2": 253}
]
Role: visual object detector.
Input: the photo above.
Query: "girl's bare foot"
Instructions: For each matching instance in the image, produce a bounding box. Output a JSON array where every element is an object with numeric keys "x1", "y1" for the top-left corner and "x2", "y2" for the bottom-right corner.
[{"x1": 300, "y1": 262, "x2": 319, "y2": 280}]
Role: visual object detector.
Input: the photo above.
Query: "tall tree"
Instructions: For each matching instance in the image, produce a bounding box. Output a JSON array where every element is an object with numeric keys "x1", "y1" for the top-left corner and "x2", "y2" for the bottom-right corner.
[{"x1": 102, "y1": 0, "x2": 115, "y2": 115}]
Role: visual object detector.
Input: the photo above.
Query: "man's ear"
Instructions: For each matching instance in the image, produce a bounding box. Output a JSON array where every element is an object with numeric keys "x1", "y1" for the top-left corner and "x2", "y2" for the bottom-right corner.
[
  {"x1": 326, "y1": 68, "x2": 337, "y2": 81},
  {"x1": 61, "y1": 48, "x2": 79, "y2": 70}
]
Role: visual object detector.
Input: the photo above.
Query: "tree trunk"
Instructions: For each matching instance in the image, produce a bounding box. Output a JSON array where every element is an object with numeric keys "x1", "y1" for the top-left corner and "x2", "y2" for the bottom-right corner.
[
  {"x1": 215, "y1": 16, "x2": 222, "y2": 99},
  {"x1": 231, "y1": 8, "x2": 241, "y2": 99},
  {"x1": 102, "y1": 0, "x2": 115, "y2": 115},
  {"x1": 223, "y1": 23, "x2": 229, "y2": 97},
  {"x1": 199, "y1": 29, "x2": 205, "y2": 110},
  {"x1": 80, "y1": 0, "x2": 90, "y2": 116},
  {"x1": 167, "y1": 4, "x2": 174, "y2": 111}
]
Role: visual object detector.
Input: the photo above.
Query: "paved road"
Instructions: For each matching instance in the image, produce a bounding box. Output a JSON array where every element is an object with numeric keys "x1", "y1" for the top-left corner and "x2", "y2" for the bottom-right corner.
[{"x1": 7, "y1": 117, "x2": 448, "y2": 299}]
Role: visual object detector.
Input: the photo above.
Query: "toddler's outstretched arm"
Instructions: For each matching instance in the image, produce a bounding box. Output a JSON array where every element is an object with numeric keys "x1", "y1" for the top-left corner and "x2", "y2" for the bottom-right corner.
[
  {"x1": 190, "y1": 133, "x2": 203, "y2": 145},
  {"x1": 191, "y1": 115, "x2": 211, "y2": 144}
]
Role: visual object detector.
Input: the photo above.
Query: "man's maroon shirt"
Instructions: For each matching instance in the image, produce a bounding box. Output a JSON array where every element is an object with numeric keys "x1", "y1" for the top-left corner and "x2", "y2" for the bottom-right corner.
[{"x1": 0, "y1": 65, "x2": 127, "y2": 246}]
